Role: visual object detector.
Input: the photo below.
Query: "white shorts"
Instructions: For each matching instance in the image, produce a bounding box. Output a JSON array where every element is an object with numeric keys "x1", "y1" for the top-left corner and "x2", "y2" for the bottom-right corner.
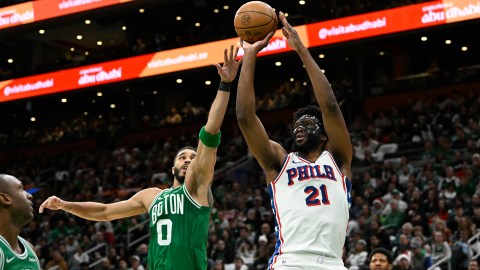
[{"x1": 269, "y1": 253, "x2": 347, "y2": 270}]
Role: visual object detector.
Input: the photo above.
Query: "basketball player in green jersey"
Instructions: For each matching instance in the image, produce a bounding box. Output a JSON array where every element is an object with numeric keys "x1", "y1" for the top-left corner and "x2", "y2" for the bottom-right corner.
[
  {"x1": 39, "y1": 45, "x2": 243, "y2": 270},
  {"x1": 0, "y1": 174, "x2": 41, "y2": 270}
]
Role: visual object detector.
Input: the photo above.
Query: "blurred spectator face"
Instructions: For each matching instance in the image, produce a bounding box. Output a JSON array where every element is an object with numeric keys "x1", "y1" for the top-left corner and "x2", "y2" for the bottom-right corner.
[
  {"x1": 433, "y1": 232, "x2": 444, "y2": 243},
  {"x1": 216, "y1": 240, "x2": 226, "y2": 251},
  {"x1": 370, "y1": 253, "x2": 392, "y2": 270},
  {"x1": 214, "y1": 260, "x2": 224, "y2": 270},
  {"x1": 398, "y1": 256, "x2": 410, "y2": 269},
  {"x1": 469, "y1": 260, "x2": 479, "y2": 270}
]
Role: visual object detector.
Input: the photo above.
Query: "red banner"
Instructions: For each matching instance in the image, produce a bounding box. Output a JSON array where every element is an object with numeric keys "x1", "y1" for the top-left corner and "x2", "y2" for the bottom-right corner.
[
  {"x1": 0, "y1": 0, "x2": 478, "y2": 102},
  {"x1": 0, "y1": 0, "x2": 133, "y2": 30},
  {"x1": 306, "y1": 0, "x2": 480, "y2": 47}
]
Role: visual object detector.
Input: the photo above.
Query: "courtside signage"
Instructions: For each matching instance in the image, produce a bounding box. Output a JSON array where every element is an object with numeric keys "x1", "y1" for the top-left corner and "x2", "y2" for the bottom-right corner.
[
  {"x1": 0, "y1": 0, "x2": 133, "y2": 30},
  {"x1": 0, "y1": 0, "x2": 478, "y2": 102}
]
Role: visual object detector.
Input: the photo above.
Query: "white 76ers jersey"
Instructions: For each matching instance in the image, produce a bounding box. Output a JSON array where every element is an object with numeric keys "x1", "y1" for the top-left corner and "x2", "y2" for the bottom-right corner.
[{"x1": 268, "y1": 151, "x2": 352, "y2": 268}]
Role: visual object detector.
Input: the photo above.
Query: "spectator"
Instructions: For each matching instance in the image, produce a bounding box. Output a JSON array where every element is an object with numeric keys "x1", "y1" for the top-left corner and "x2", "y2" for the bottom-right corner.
[
  {"x1": 369, "y1": 247, "x2": 393, "y2": 270},
  {"x1": 409, "y1": 237, "x2": 432, "y2": 270},
  {"x1": 430, "y1": 231, "x2": 451, "y2": 270},
  {"x1": 346, "y1": 239, "x2": 368, "y2": 270},
  {"x1": 45, "y1": 250, "x2": 68, "y2": 270}
]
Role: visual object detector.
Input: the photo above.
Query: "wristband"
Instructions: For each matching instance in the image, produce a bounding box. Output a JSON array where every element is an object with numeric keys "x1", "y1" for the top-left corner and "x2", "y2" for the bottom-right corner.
[
  {"x1": 218, "y1": 81, "x2": 231, "y2": 92},
  {"x1": 199, "y1": 126, "x2": 221, "y2": 148}
]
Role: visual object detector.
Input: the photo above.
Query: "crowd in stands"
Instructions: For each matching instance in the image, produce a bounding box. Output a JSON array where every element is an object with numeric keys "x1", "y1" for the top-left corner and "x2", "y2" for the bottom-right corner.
[{"x1": 0, "y1": 83, "x2": 477, "y2": 269}]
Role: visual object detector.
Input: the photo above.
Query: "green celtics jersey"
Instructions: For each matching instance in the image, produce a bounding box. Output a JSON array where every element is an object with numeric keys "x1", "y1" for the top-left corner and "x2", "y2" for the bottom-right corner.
[
  {"x1": 0, "y1": 235, "x2": 40, "y2": 270},
  {"x1": 148, "y1": 184, "x2": 211, "y2": 270}
]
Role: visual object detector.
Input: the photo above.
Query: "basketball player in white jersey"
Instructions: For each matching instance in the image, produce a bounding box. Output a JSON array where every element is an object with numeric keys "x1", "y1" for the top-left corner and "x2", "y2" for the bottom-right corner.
[{"x1": 236, "y1": 11, "x2": 353, "y2": 270}]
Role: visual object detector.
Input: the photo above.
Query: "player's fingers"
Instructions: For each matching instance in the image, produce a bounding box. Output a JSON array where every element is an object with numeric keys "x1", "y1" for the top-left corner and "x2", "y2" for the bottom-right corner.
[
  {"x1": 282, "y1": 27, "x2": 289, "y2": 39},
  {"x1": 223, "y1": 48, "x2": 228, "y2": 63},
  {"x1": 234, "y1": 46, "x2": 240, "y2": 59},
  {"x1": 229, "y1": 44, "x2": 234, "y2": 61}
]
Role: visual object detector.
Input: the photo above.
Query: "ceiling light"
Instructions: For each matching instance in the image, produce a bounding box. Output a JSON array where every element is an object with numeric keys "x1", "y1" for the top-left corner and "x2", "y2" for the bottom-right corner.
[
  {"x1": 61, "y1": 98, "x2": 67, "y2": 103},
  {"x1": 97, "y1": 41, "x2": 103, "y2": 46},
  {"x1": 205, "y1": 81, "x2": 211, "y2": 85},
  {"x1": 303, "y1": 82, "x2": 308, "y2": 86},
  {"x1": 462, "y1": 46, "x2": 468, "y2": 51},
  {"x1": 379, "y1": 51, "x2": 385, "y2": 56},
  {"x1": 84, "y1": 111, "x2": 88, "y2": 116},
  {"x1": 139, "y1": 8, "x2": 145, "y2": 13},
  {"x1": 85, "y1": 20, "x2": 91, "y2": 24},
  {"x1": 321, "y1": 69, "x2": 325, "y2": 73},
  {"x1": 275, "y1": 62, "x2": 282, "y2": 66},
  {"x1": 85, "y1": 51, "x2": 89, "y2": 56},
  {"x1": 70, "y1": 47, "x2": 75, "y2": 52},
  {"x1": 223, "y1": 5, "x2": 229, "y2": 10},
  {"x1": 213, "y1": 9, "x2": 219, "y2": 13},
  {"x1": 421, "y1": 36, "x2": 427, "y2": 41},
  {"x1": 195, "y1": 22, "x2": 201, "y2": 27},
  {"x1": 176, "y1": 79, "x2": 183, "y2": 83},
  {"x1": 110, "y1": 104, "x2": 116, "y2": 109},
  {"x1": 122, "y1": 26, "x2": 127, "y2": 30},
  {"x1": 39, "y1": 29, "x2": 45, "y2": 34},
  {"x1": 92, "y1": 99, "x2": 96, "y2": 103},
  {"x1": 176, "y1": 16, "x2": 182, "y2": 21},
  {"x1": 7, "y1": 59, "x2": 13, "y2": 63},
  {"x1": 98, "y1": 115, "x2": 103, "y2": 119},
  {"x1": 445, "y1": 40, "x2": 452, "y2": 45},
  {"x1": 299, "y1": 0, "x2": 306, "y2": 5},
  {"x1": 97, "y1": 92, "x2": 103, "y2": 97},
  {"x1": 30, "y1": 117, "x2": 36, "y2": 122},
  {"x1": 76, "y1": 35, "x2": 82, "y2": 40},
  {"x1": 290, "y1": 78, "x2": 294, "y2": 82}
]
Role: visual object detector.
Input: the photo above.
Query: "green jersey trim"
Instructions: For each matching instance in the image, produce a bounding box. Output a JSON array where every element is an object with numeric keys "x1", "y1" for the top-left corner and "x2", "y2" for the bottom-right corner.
[
  {"x1": 0, "y1": 236, "x2": 28, "y2": 260},
  {"x1": 183, "y1": 185, "x2": 201, "y2": 209}
]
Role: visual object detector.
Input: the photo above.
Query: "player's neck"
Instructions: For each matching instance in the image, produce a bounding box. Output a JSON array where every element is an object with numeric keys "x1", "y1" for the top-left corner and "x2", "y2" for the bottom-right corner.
[
  {"x1": 0, "y1": 222, "x2": 22, "y2": 252},
  {"x1": 296, "y1": 148, "x2": 324, "y2": 161}
]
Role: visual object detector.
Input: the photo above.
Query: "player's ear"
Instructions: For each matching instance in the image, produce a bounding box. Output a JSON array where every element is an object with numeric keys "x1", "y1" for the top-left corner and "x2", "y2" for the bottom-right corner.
[
  {"x1": 0, "y1": 192, "x2": 12, "y2": 206},
  {"x1": 171, "y1": 166, "x2": 175, "y2": 175}
]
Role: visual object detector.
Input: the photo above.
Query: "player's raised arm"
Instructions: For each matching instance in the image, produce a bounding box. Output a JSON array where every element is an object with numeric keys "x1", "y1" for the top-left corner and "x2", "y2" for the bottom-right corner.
[
  {"x1": 279, "y1": 11, "x2": 352, "y2": 175},
  {"x1": 236, "y1": 33, "x2": 287, "y2": 174},
  {"x1": 39, "y1": 188, "x2": 161, "y2": 221},
  {"x1": 185, "y1": 45, "x2": 242, "y2": 206}
]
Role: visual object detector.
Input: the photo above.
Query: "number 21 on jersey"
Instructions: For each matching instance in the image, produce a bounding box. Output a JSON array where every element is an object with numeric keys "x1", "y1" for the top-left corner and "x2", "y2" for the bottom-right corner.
[{"x1": 304, "y1": 184, "x2": 330, "y2": 206}]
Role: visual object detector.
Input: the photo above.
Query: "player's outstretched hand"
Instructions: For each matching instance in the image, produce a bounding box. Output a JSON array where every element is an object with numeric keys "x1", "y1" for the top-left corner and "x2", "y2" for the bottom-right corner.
[
  {"x1": 279, "y1": 11, "x2": 305, "y2": 52},
  {"x1": 240, "y1": 31, "x2": 274, "y2": 55},
  {"x1": 39, "y1": 196, "x2": 66, "y2": 213},
  {"x1": 214, "y1": 45, "x2": 243, "y2": 83}
]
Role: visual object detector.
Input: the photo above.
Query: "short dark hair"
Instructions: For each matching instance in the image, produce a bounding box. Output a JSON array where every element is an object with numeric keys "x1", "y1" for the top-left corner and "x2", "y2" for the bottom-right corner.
[
  {"x1": 370, "y1": 247, "x2": 393, "y2": 264},
  {"x1": 175, "y1": 146, "x2": 196, "y2": 159},
  {"x1": 292, "y1": 105, "x2": 323, "y2": 124}
]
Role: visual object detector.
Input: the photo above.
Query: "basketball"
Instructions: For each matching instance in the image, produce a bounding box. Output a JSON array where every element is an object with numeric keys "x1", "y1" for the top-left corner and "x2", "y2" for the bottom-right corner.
[{"x1": 234, "y1": 1, "x2": 278, "y2": 44}]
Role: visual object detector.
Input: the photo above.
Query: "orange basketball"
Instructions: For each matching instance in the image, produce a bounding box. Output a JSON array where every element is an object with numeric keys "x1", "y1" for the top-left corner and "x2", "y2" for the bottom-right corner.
[{"x1": 234, "y1": 1, "x2": 277, "y2": 44}]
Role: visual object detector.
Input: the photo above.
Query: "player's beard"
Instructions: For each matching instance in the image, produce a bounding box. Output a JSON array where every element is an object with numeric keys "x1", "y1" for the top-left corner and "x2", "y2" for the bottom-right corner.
[
  {"x1": 293, "y1": 132, "x2": 321, "y2": 153},
  {"x1": 173, "y1": 167, "x2": 186, "y2": 184}
]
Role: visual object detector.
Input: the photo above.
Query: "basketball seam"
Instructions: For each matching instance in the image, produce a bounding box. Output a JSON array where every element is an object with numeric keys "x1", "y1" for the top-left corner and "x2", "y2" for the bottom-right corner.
[{"x1": 235, "y1": 19, "x2": 274, "y2": 30}]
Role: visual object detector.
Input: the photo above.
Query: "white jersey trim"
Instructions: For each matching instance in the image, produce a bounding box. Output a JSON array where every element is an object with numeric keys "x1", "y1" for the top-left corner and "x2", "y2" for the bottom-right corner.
[
  {"x1": 18, "y1": 237, "x2": 40, "y2": 269},
  {"x1": 272, "y1": 154, "x2": 292, "y2": 184},
  {"x1": 148, "y1": 189, "x2": 167, "y2": 213},
  {"x1": 0, "y1": 235, "x2": 28, "y2": 260},
  {"x1": 0, "y1": 245, "x2": 4, "y2": 270},
  {"x1": 183, "y1": 184, "x2": 202, "y2": 209}
]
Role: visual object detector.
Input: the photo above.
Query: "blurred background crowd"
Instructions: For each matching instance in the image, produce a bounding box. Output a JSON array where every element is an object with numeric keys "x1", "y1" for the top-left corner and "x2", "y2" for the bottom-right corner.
[{"x1": 1, "y1": 0, "x2": 480, "y2": 270}]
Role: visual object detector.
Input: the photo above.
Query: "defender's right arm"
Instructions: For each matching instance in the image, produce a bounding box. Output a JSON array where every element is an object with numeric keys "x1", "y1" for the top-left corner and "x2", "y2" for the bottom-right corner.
[
  {"x1": 236, "y1": 33, "x2": 286, "y2": 173},
  {"x1": 39, "y1": 187, "x2": 161, "y2": 221}
]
